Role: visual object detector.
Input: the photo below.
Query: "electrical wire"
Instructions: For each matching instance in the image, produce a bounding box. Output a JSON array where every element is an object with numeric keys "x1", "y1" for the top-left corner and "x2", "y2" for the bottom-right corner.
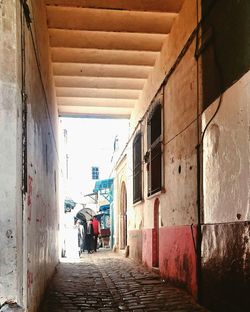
[{"x1": 21, "y1": 2, "x2": 27, "y2": 194}]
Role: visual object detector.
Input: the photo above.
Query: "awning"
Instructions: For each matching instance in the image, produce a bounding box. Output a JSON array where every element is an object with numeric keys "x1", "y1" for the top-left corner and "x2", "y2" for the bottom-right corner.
[
  {"x1": 76, "y1": 207, "x2": 95, "y2": 222},
  {"x1": 93, "y1": 178, "x2": 113, "y2": 192}
]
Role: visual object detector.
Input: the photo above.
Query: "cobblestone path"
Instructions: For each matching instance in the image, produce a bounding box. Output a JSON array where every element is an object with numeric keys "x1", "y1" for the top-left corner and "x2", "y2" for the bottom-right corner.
[{"x1": 39, "y1": 250, "x2": 208, "y2": 312}]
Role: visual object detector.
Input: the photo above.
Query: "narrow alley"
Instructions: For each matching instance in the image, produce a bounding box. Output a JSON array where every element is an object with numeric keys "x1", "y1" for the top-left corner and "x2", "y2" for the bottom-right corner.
[
  {"x1": 1, "y1": 1, "x2": 250, "y2": 311},
  {"x1": 39, "y1": 250, "x2": 207, "y2": 312}
]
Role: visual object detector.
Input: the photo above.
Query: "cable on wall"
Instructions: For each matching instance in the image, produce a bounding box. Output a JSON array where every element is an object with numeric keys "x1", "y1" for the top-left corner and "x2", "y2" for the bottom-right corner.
[{"x1": 20, "y1": 0, "x2": 28, "y2": 194}]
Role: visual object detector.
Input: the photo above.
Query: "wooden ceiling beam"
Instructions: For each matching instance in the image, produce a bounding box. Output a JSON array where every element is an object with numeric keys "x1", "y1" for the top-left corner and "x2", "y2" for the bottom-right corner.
[
  {"x1": 45, "y1": 0, "x2": 184, "y2": 13},
  {"x1": 56, "y1": 87, "x2": 140, "y2": 99},
  {"x1": 51, "y1": 48, "x2": 158, "y2": 66},
  {"x1": 57, "y1": 97, "x2": 136, "y2": 108},
  {"x1": 54, "y1": 76, "x2": 145, "y2": 90},
  {"x1": 47, "y1": 6, "x2": 177, "y2": 34},
  {"x1": 53, "y1": 63, "x2": 152, "y2": 79},
  {"x1": 49, "y1": 29, "x2": 166, "y2": 52}
]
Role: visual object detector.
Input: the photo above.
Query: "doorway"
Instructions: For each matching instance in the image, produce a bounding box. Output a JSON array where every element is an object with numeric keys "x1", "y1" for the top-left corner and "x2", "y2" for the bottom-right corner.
[{"x1": 153, "y1": 198, "x2": 160, "y2": 267}]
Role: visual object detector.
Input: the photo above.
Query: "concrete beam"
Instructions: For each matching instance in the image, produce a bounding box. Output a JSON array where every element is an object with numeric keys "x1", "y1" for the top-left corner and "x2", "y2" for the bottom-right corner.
[
  {"x1": 49, "y1": 29, "x2": 166, "y2": 52},
  {"x1": 57, "y1": 97, "x2": 136, "y2": 108},
  {"x1": 58, "y1": 105, "x2": 132, "y2": 118},
  {"x1": 53, "y1": 63, "x2": 152, "y2": 79},
  {"x1": 46, "y1": 6, "x2": 177, "y2": 34},
  {"x1": 45, "y1": 0, "x2": 184, "y2": 13},
  {"x1": 56, "y1": 87, "x2": 140, "y2": 99},
  {"x1": 54, "y1": 76, "x2": 145, "y2": 90},
  {"x1": 51, "y1": 48, "x2": 159, "y2": 66}
]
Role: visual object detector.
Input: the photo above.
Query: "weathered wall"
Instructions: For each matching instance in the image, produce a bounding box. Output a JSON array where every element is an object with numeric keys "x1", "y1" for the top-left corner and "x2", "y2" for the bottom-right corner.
[
  {"x1": 201, "y1": 222, "x2": 250, "y2": 312},
  {"x1": 203, "y1": 71, "x2": 250, "y2": 224},
  {"x1": 24, "y1": 1, "x2": 59, "y2": 311},
  {"x1": 202, "y1": 70, "x2": 250, "y2": 311},
  {"x1": 115, "y1": 0, "x2": 250, "y2": 306},
  {"x1": 142, "y1": 229, "x2": 153, "y2": 268},
  {"x1": 0, "y1": 0, "x2": 23, "y2": 306},
  {"x1": 159, "y1": 226, "x2": 197, "y2": 294},
  {"x1": 0, "y1": 0, "x2": 59, "y2": 310},
  {"x1": 124, "y1": 0, "x2": 199, "y2": 297},
  {"x1": 201, "y1": 1, "x2": 250, "y2": 308},
  {"x1": 128, "y1": 230, "x2": 142, "y2": 263}
]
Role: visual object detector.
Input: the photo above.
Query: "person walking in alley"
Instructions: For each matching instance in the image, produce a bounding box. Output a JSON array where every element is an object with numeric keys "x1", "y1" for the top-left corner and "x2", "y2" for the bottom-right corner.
[
  {"x1": 76, "y1": 219, "x2": 86, "y2": 255},
  {"x1": 92, "y1": 216, "x2": 100, "y2": 252},
  {"x1": 85, "y1": 218, "x2": 94, "y2": 253}
]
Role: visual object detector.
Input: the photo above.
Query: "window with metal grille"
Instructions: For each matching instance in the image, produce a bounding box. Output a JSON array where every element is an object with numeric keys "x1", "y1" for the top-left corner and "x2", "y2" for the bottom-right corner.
[
  {"x1": 146, "y1": 102, "x2": 162, "y2": 196},
  {"x1": 133, "y1": 132, "x2": 142, "y2": 203},
  {"x1": 92, "y1": 166, "x2": 99, "y2": 180}
]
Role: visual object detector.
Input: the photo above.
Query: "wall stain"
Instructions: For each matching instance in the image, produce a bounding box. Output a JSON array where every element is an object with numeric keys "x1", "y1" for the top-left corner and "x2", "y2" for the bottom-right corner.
[
  {"x1": 201, "y1": 222, "x2": 250, "y2": 311},
  {"x1": 6, "y1": 229, "x2": 13, "y2": 239},
  {"x1": 27, "y1": 271, "x2": 33, "y2": 289},
  {"x1": 27, "y1": 175, "x2": 33, "y2": 222}
]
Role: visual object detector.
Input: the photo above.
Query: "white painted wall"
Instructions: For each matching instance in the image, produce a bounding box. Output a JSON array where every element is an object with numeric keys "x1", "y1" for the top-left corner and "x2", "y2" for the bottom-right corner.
[
  {"x1": 203, "y1": 70, "x2": 250, "y2": 223},
  {"x1": 0, "y1": 1, "x2": 59, "y2": 311},
  {"x1": 0, "y1": 0, "x2": 23, "y2": 306}
]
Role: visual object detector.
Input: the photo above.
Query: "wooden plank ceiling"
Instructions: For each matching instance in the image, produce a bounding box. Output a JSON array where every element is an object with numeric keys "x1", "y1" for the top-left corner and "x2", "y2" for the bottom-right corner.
[{"x1": 45, "y1": 0, "x2": 184, "y2": 118}]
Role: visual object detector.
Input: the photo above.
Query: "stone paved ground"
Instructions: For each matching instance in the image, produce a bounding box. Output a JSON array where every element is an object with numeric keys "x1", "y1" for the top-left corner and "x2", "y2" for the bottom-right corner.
[{"x1": 39, "y1": 250, "x2": 209, "y2": 312}]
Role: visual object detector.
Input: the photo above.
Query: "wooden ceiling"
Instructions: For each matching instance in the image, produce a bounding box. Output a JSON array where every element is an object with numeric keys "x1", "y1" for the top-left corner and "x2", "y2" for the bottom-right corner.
[{"x1": 45, "y1": 0, "x2": 184, "y2": 118}]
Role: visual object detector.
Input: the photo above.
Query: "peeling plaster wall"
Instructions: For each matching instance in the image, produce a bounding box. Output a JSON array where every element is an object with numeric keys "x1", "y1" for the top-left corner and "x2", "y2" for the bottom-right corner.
[
  {"x1": 0, "y1": 0, "x2": 23, "y2": 306},
  {"x1": 0, "y1": 0, "x2": 59, "y2": 311},
  {"x1": 202, "y1": 70, "x2": 250, "y2": 311},
  {"x1": 203, "y1": 71, "x2": 250, "y2": 224}
]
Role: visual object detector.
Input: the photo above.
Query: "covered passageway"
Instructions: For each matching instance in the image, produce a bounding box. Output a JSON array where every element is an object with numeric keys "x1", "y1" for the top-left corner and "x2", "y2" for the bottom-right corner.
[{"x1": 0, "y1": 1, "x2": 249, "y2": 311}]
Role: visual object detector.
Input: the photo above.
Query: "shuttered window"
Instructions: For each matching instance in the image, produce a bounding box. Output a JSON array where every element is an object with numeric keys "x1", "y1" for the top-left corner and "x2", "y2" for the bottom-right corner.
[
  {"x1": 147, "y1": 103, "x2": 162, "y2": 196},
  {"x1": 133, "y1": 132, "x2": 142, "y2": 203}
]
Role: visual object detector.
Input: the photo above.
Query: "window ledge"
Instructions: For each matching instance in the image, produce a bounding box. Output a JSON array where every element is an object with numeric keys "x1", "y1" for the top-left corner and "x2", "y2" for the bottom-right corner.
[
  {"x1": 133, "y1": 199, "x2": 144, "y2": 207},
  {"x1": 147, "y1": 187, "x2": 166, "y2": 200}
]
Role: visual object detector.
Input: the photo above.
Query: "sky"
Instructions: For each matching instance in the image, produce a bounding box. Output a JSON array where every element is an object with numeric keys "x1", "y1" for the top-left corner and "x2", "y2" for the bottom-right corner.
[{"x1": 59, "y1": 117, "x2": 129, "y2": 203}]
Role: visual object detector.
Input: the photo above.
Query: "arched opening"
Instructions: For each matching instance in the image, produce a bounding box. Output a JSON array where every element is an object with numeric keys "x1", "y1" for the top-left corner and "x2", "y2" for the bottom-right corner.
[
  {"x1": 153, "y1": 198, "x2": 160, "y2": 267},
  {"x1": 119, "y1": 182, "x2": 127, "y2": 249}
]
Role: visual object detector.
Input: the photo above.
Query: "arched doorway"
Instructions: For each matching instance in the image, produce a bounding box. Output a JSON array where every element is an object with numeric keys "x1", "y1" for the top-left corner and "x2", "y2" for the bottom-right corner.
[
  {"x1": 153, "y1": 198, "x2": 159, "y2": 267},
  {"x1": 119, "y1": 182, "x2": 127, "y2": 249}
]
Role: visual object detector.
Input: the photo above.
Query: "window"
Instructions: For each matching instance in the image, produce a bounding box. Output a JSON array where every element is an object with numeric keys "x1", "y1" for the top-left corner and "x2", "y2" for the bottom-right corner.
[
  {"x1": 146, "y1": 101, "x2": 162, "y2": 196},
  {"x1": 92, "y1": 166, "x2": 99, "y2": 180},
  {"x1": 133, "y1": 132, "x2": 142, "y2": 203}
]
